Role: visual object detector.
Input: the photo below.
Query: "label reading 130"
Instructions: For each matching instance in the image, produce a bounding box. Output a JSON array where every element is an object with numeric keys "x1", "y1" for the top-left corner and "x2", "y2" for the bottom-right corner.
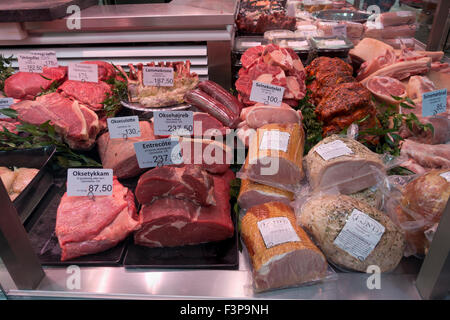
[
  {"x1": 107, "y1": 116, "x2": 141, "y2": 139},
  {"x1": 249, "y1": 81, "x2": 285, "y2": 107},
  {"x1": 67, "y1": 169, "x2": 113, "y2": 197}
]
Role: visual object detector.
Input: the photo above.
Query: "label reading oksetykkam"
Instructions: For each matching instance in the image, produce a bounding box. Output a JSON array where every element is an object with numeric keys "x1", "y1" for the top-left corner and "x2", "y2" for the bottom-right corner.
[
  {"x1": 259, "y1": 130, "x2": 291, "y2": 152},
  {"x1": 315, "y1": 139, "x2": 353, "y2": 161},
  {"x1": 333, "y1": 209, "x2": 385, "y2": 261},
  {"x1": 67, "y1": 169, "x2": 113, "y2": 197},
  {"x1": 257, "y1": 217, "x2": 301, "y2": 249}
]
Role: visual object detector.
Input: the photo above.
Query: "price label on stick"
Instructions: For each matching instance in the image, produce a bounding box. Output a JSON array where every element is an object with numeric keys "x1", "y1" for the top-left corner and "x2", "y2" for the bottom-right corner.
[
  {"x1": 0, "y1": 98, "x2": 14, "y2": 119},
  {"x1": 153, "y1": 111, "x2": 193, "y2": 136},
  {"x1": 332, "y1": 24, "x2": 347, "y2": 37},
  {"x1": 107, "y1": 116, "x2": 141, "y2": 139},
  {"x1": 249, "y1": 81, "x2": 285, "y2": 107},
  {"x1": 68, "y1": 63, "x2": 98, "y2": 83},
  {"x1": 422, "y1": 89, "x2": 447, "y2": 117},
  {"x1": 18, "y1": 54, "x2": 43, "y2": 73},
  {"x1": 143, "y1": 67, "x2": 174, "y2": 87},
  {"x1": 29, "y1": 51, "x2": 58, "y2": 68},
  {"x1": 67, "y1": 169, "x2": 113, "y2": 197},
  {"x1": 134, "y1": 137, "x2": 183, "y2": 168}
]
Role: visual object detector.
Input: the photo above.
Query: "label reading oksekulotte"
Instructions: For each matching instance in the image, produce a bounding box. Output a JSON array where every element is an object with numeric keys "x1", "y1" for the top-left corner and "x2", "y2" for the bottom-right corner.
[
  {"x1": 107, "y1": 116, "x2": 141, "y2": 139},
  {"x1": 257, "y1": 217, "x2": 301, "y2": 249},
  {"x1": 315, "y1": 139, "x2": 353, "y2": 160},
  {"x1": 333, "y1": 209, "x2": 386, "y2": 261}
]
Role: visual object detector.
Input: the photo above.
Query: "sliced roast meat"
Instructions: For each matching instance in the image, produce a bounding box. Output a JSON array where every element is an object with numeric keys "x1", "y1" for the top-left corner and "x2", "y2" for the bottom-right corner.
[
  {"x1": 135, "y1": 165, "x2": 215, "y2": 206},
  {"x1": 134, "y1": 170, "x2": 234, "y2": 248},
  {"x1": 365, "y1": 76, "x2": 407, "y2": 105}
]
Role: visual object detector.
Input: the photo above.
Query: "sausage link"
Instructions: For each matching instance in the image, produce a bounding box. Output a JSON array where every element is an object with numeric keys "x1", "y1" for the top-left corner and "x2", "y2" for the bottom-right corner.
[{"x1": 198, "y1": 80, "x2": 243, "y2": 116}]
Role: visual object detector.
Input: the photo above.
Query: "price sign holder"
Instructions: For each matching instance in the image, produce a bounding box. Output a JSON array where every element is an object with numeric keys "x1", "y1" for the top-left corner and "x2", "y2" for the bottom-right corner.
[
  {"x1": 67, "y1": 169, "x2": 113, "y2": 198},
  {"x1": 153, "y1": 111, "x2": 193, "y2": 136},
  {"x1": 107, "y1": 116, "x2": 141, "y2": 140},
  {"x1": 422, "y1": 89, "x2": 447, "y2": 117},
  {"x1": 249, "y1": 81, "x2": 285, "y2": 106}
]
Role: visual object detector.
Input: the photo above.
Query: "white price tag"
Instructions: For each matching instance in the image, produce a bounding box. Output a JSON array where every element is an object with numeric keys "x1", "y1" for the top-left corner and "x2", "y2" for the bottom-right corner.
[
  {"x1": 332, "y1": 24, "x2": 347, "y2": 37},
  {"x1": 67, "y1": 169, "x2": 113, "y2": 197},
  {"x1": 143, "y1": 67, "x2": 174, "y2": 87},
  {"x1": 259, "y1": 130, "x2": 291, "y2": 152},
  {"x1": 249, "y1": 81, "x2": 285, "y2": 106},
  {"x1": 333, "y1": 209, "x2": 385, "y2": 261},
  {"x1": 241, "y1": 42, "x2": 261, "y2": 47},
  {"x1": 29, "y1": 51, "x2": 58, "y2": 68},
  {"x1": 18, "y1": 54, "x2": 43, "y2": 73},
  {"x1": 315, "y1": 140, "x2": 353, "y2": 161},
  {"x1": 153, "y1": 111, "x2": 193, "y2": 136},
  {"x1": 422, "y1": 89, "x2": 447, "y2": 117},
  {"x1": 323, "y1": 40, "x2": 347, "y2": 47},
  {"x1": 68, "y1": 63, "x2": 99, "y2": 83},
  {"x1": 439, "y1": 171, "x2": 450, "y2": 182},
  {"x1": 107, "y1": 116, "x2": 141, "y2": 139},
  {"x1": 134, "y1": 137, "x2": 183, "y2": 168},
  {"x1": 0, "y1": 98, "x2": 14, "y2": 119},
  {"x1": 288, "y1": 40, "x2": 309, "y2": 48},
  {"x1": 257, "y1": 217, "x2": 300, "y2": 249}
]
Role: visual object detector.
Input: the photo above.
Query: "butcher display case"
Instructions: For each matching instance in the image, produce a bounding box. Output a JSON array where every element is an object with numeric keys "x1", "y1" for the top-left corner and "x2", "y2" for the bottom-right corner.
[{"x1": 0, "y1": 0, "x2": 450, "y2": 301}]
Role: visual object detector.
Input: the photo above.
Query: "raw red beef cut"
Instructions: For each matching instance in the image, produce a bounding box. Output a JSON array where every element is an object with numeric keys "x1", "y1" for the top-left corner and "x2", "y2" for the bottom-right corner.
[
  {"x1": 11, "y1": 92, "x2": 99, "y2": 150},
  {"x1": 56, "y1": 177, "x2": 139, "y2": 261},
  {"x1": 0, "y1": 119, "x2": 19, "y2": 133},
  {"x1": 4, "y1": 66, "x2": 67, "y2": 100},
  {"x1": 58, "y1": 80, "x2": 111, "y2": 111},
  {"x1": 97, "y1": 121, "x2": 156, "y2": 179},
  {"x1": 192, "y1": 112, "x2": 229, "y2": 136},
  {"x1": 135, "y1": 165, "x2": 215, "y2": 206},
  {"x1": 241, "y1": 46, "x2": 265, "y2": 69},
  {"x1": 134, "y1": 170, "x2": 235, "y2": 248}
]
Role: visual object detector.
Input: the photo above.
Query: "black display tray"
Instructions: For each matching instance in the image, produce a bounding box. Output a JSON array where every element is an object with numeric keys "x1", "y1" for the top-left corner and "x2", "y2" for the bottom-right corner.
[
  {"x1": 123, "y1": 216, "x2": 239, "y2": 270},
  {"x1": 0, "y1": 146, "x2": 55, "y2": 224},
  {"x1": 25, "y1": 184, "x2": 127, "y2": 266}
]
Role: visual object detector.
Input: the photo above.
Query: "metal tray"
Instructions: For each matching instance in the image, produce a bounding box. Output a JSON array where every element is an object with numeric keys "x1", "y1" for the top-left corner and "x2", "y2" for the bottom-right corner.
[
  {"x1": 312, "y1": 10, "x2": 371, "y2": 24},
  {"x1": 0, "y1": 146, "x2": 55, "y2": 224},
  {"x1": 25, "y1": 184, "x2": 127, "y2": 266}
]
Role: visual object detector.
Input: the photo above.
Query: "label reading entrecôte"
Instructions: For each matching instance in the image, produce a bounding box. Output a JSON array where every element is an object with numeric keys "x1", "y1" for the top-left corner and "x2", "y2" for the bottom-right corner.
[
  {"x1": 68, "y1": 63, "x2": 99, "y2": 83},
  {"x1": 333, "y1": 209, "x2": 386, "y2": 261},
  {"x1": 143, "y1": 67, "x2": 174, "y2": 87},
  {"x1": 153, "y1": 111, "x2": 193, "y2": 136},
  {"x1": 134, "y1": 137, "x2": 183, "y2": 168},
  {"x1": 0, "y1": 98, "x2": 14, "y2": 119},
  {"x1": 67, "y1": 169, "x2": 113, "y2": 197},
  {"x1": 259, "y1": 130, "x2": 291, "y2": 152},
  {"x1": 257, "y1": 217, "x2": 301, "y2": 249},
  {"x1": 249, "y1": 81, "x2": 285, "y2": 107},
  {"x1": 315, "y1": 140, "x2": 353, "y2": 161},
  {"x1": 107, "y1": 116, "x2": 141, "y2": 139}
]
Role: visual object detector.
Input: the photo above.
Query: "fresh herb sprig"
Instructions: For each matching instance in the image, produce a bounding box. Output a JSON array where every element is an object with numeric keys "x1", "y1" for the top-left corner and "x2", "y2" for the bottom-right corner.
[
  {"x1": 0, "y1": 55, "x2": 14, "y2": 93},
  {"x1": 0, "y1": 108, "x2": 101, "y2": 169},
  {"x1": 103, "y1": 64, "x2": 128, "y2": 117},
  {"x1": 296, "y1": 89, "x2": 323, "y2": 155}
]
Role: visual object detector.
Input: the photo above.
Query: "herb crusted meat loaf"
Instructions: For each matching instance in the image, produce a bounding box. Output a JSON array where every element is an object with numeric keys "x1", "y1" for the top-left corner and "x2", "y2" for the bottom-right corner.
[{"x1": 297, "y1": 194, "x2": 405, "y2": 272}]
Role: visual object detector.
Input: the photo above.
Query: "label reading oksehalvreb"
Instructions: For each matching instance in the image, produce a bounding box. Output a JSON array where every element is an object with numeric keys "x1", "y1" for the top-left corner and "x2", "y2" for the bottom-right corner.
[
  {"x1": 259, "y1": 130, "x2": 291, "y2": 152},
  {"x1": 29, "y1": 51, "x2": 58, "y2": 68},
  {"x1": 18, "y1": 54, "x2": 43, "y2": 73},
  {"x1": 315, "y1": 139, "x2": 353, "y2": 161},
  {"x1": 67, "y1": 169, "x2": 113, "y2": 197},
  {"x1": 333, "y1": 209, "x2": 386, "y2": 261},
  {"x1": 257, "y1": 217, "x2": 301, "y2": 249},
  {"x1": 153, "y1": 111, "x2": 193, "y2": 136},
  {"x1": 0, "y1": 98, "x2": 14, "y2": 119},
  {"x1": 143, "y1": 67, "x2": 174, "y2": 87},
  {"x1": 332, "y1": 24, "x2": 347, "y2": 37},
  {"x1": 107, "y1": 116, "x2": 141, "y2": 139},
  {"x1": 249, "y1": 81, "x2": 285, "y2": 107},
  {"x1": 68, "y1": 63, "x2": 99, "y2": 83},
  {"x1": 134, "y1": 137, "x2": 183, "y2": 168},
  {"x1": 439, "y1": 171, "x2": 450, "y2": 182},
  {"x1": 422, "y1": 89, "x2": 447, "y2": 117}
]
